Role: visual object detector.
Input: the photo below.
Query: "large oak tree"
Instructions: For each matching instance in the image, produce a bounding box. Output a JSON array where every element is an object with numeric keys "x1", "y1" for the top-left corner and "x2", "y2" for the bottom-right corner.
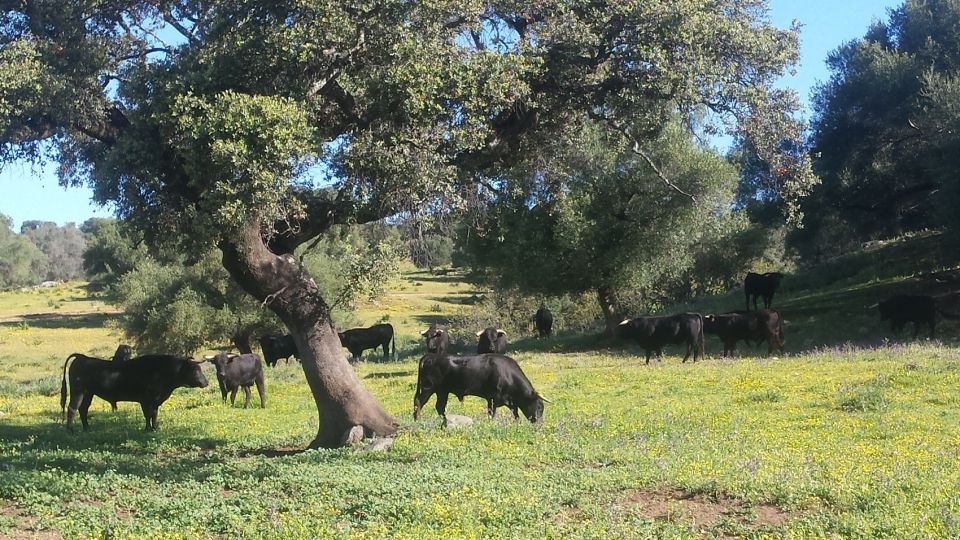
[{"x1": 0, "y1": 0, "x2": 813, "y2": 447}]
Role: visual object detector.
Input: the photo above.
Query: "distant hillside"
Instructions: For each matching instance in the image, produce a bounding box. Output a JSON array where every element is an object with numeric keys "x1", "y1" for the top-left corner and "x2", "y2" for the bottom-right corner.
[{"x1": 674, "y1": 231, "x2": 960, "y2": 353}]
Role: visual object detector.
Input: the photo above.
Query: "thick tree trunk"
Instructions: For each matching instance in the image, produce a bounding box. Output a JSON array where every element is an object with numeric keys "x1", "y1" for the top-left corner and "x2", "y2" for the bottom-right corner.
[
  {"x1": 597, "y1": 285, "x2": 623, "y2": 340},
  {"x1": 219, "y1": 220, "x2": 396, "y2": 448}
]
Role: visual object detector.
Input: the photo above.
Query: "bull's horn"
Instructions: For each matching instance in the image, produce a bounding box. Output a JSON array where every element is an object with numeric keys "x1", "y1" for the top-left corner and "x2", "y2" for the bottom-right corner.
[
  {"x1": 867, "y1": 302, "x2": 879, "y2": 309},
  {"x1": 202, "y1": 355, "x2": 214, "y2": 360},
  {"x1": 475, "y1": 330, "x2": 484, "y2": 337},
  {"x1": 192, "y1": 357, "x2": 207, "y2": 363},
  {"x1": 420, "y1": 329, "x2": 428, "y2": 336},
  {"x1": 497, "y1": 329, "x2": 506, "y2": 335},
  {"x1": 782, "y1": 320, "x2": 792, "y2": 326},
  {"x1": 537, "y1": 393, "x2": 552, "y2": 403},
  {"x1": 618, "y1": 319, "x2": 632, "y2": 326},
  {"x1": 227, "y1": 353, "x2": 238, "y2": 359}
]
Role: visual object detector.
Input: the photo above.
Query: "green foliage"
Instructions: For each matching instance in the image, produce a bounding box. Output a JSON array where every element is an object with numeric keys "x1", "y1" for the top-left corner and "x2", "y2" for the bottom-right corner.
[
  {"x1": 110, "y1": 223, "x2": 403, "y2": 354},
  {"x1": 0, "y1": 214, "x2": 46, "y2": 289},
  {"x1": 806, "y1": 0, "x2": 960, "y2": 254},
  {"x1": 410, "y1": 234, "x2": 454, "y2": 270},
  {"x1": 79, "y1": 218, "x2": 148, "y2": 287},
  {"x1": 450, "y1": 289, "x2": 600, "y2": 344},
  {"x1": 20, "y1": 221, "x2": 86, "y2": 282},
  {"x1": 837, "y1": 375, "x2": 890, "y2": 413},
  {"x1": 113, "y1": 254, "x2": 280, "y2": 355},
  {"x1": 464, "y1": 120, "x2": 739, "y2": 313}
]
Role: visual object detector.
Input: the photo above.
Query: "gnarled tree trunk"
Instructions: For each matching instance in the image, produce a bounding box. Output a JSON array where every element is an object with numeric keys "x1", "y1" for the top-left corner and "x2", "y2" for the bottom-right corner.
[
  {"x1": 597, "y1": 285, "x2": 623, "y2": 340},
  {"x1": 219, "y1": 220, "x2": 396, "y2": 448}
]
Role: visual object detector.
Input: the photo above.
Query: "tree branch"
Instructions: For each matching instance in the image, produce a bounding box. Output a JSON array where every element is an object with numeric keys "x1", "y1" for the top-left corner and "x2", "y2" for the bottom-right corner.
[{"x1": 591, "y1": 113, "x2": 698, "y2": 202}]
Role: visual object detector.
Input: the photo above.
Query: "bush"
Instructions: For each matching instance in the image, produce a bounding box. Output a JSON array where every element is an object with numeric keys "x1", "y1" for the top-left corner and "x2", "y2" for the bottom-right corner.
[
  {"x1": 837, "y1": 375, "x2": 890, "y2": 413},
  {"x1": 450, "y1": 289, "x2": 600, "y2": 344}
]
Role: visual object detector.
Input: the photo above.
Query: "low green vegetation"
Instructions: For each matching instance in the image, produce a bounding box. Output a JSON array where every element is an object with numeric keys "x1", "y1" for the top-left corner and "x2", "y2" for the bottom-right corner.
[
  {"x1": 2, "y1": 235, "x2": 960, "y2": 538},
  {"x1": 3, "y1": 346, "x2": 960, "y2": 538}
]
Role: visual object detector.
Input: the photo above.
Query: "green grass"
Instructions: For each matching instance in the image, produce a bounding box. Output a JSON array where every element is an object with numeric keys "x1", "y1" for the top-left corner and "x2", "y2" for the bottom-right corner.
[{"x1": 2, "y1": 238, "x2": 960, "y2": 538}]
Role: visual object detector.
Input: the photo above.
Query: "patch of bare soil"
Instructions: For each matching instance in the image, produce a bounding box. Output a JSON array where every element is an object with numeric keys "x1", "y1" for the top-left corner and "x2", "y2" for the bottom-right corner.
[
  {"x1": 0, "y1": 503, "x2": 62, "y2": 540},
  {"x1": 614, "y1": 488, "x2": 794, "y2": 533}
]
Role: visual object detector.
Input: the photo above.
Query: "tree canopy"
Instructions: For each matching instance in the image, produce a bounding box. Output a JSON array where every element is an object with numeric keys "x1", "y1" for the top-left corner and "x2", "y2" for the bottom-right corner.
[
  {"x1": 0, "y1": 1, "x2": 813, "y2": 447},
  {"x1": 803, "y1": 0, "x2": 960, "y2": 255}
]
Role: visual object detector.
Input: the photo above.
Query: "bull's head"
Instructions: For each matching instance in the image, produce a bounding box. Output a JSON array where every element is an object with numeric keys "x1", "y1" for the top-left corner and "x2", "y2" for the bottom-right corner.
[
  {"x1": 183, "y1": 357, "x2": 210, "y2": 388},
  {"x1": 421, "y1": 325, "x2": 448, "y2": 353}
]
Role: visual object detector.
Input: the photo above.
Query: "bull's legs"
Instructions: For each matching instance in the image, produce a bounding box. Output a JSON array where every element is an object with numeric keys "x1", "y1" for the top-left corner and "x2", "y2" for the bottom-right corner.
[
  {"x1": 77, "y1": 394, "x2": 94, "y2": 431},
  {"x1": 644, "y1": 349, "x2": 652, "y2": 365},
  {"x1": 487, "y1": 399, "x2": 496, "y2": 418},
  {"x1": 229, "y1": 387, "x2": 238, "y2": 406},
  {"x1": 241, "y1": 384, "x2": 252, "y2": 408},
  {"x1": 436, "y1": 393, "x2": 450, "y2": 426},
  {"x1": 383, "y1": 342, "x2": 390, "y2": 361},
  {"x1": 413, "y1": 391, "x2": 433, "y2": 420},
  {"x1": 139, "y1": 402, "x2": 158, "y2": 431},
  {"x1": 511, "y1": 407, "x2": 520, "y2": 421},
  {"x1": 110, "y1": 401, "x2": 118, "y2": 412},
  {"x1": 255, "y1": 376, "x2": 266, "y2": 408},
  {"x1": 219, "y1": 380, "x2": 228, "y2": 402}
]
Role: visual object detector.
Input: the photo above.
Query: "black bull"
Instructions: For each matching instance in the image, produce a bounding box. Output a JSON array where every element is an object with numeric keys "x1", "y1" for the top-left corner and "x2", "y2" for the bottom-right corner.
[
  {"x1": 744, "y1": 272, "x2": 784, "y2": 310},
  {"x1": 258, "y1": 334, "x2": 299, "y2": 367},
  {"x1": 704, "y1": 309, "x2": 785, "y2": 357},
  {"x1": 204, "y1": 352, "x2": 266, "y2": 408},
  {"x1": 61, "y1": 353, "x2": 208, "y2": 431},
  {"x1": 618, "y1": 313, "x2": 705, "y2": 364},
  {"x1": 338, "y1": 323, "x2": 395, "y2": 361},
  {"x1": 413, "y1": 353, "x2": 547, "y2": 425},
  {"x1": 875, "y1": 294, "x2": 960, "y2": 338},
  {"x1": 476, "y1": 327, "x2": 507, "y2": 354}
]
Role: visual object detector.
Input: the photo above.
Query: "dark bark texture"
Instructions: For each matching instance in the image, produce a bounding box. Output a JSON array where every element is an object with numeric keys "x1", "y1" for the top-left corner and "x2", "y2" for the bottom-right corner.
[{"x1": 220, "y1": 220, "x2": 396, "y2": 448}]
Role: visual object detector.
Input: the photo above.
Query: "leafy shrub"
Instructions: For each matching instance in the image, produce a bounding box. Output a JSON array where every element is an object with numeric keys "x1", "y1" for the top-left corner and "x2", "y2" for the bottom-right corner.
[{"x1": 837, "y1": 375, "x2": 890, "y2": 412}]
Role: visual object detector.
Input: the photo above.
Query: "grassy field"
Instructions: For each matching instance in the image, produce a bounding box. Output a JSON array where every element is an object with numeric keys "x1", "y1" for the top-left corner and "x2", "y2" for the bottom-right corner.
[{"x1": 2, "y1": 236, "x2": 960, "y2": 538}]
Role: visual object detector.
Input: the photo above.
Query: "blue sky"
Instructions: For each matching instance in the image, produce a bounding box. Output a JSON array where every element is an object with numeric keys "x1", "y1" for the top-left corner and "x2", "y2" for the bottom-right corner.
[{"x1": 0, "y1": 1, "x2": 902, "y2": 230}]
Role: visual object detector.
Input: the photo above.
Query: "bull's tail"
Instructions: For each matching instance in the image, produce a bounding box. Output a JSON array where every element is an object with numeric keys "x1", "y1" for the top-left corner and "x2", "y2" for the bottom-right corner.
[
  {"x1": 61, "y1": 353, "x2": 81, "y2": 422},
  {"x1": 413, "y1": 354, "x2": 426, "y2": 419},
  {"x1": 391, "y1": 333, "x2": 396, "y2": 361}
]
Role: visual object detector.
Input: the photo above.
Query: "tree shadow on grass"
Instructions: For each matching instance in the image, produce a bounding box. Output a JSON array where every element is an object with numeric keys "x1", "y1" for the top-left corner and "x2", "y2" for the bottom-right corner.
[{"x1": 0, "y1": 312, "x2": 120, "y2": 330}]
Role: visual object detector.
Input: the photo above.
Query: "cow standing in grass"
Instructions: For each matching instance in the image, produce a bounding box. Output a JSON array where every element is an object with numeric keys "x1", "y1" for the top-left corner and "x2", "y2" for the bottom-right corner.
[
  {"x1": 61, "y1": 353, "x2": 208, "y2": 431},
  {"x1": 258, "y1": 334, "x2": 300, "y2": 367},
  {"x1": 618, "y1": 314, "x2": 705, "y2": 364},
  {"x1": 875, "y1": 294, "x2": 960, "y2": 338},
  {"x1": 204, "y1": 352, "x2": 266, "y2": 408},
  {"x1": 338, "y1": 323, "x2": 395, "y2": 361},
  {"x1": 413, "y1": 353, "x2": 548, "y2": 425},
  {"x1": 535, "y1": 306, "x2": 553, "y2": 338},
  {"x1": 744, "y1": 272, "x2": 784, "y2": 310},
  {"x1": 421, "y1": 324, "x2": 450, "y2": 354},
  {"x1": 704, "y1": 309, "x2": 785, "y2": 357}
]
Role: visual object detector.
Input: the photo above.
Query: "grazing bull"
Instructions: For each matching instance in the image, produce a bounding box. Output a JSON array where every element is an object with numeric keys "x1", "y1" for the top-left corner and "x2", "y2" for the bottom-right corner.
[
  {"x1": 258, "y1": 334, "x2": 299, "y2": 367},
  {"x1": 338, "y1": 323, "x2": 394, "y2": 361},
  {"x1": 704, "y1": 309, "x2": 785, "y2": 357},
  {"x1": 203, "y1": 352, "x2": 266, "y2": 408},
  {"x1": 60, "y1": 353, "x2": 208, "y2": 431},
  {"x1": 875, "y1": 294, "x2": 960, "y2": 338},
  {"x1": 535, "y1": 306, "x2": 553, "y2": 338},
  {"x1": 476, "y1": 327, "x2": 507, "y2": 354},
  {"x1": 413, "y1": 353, "x2": 547, "y2": 425},
  {"x1": 618, "y1": 313, "x2": 705, "y2": 364},
  {"x1": 112, "y1": 344, "x2": 132, "y2": 362},
  {"x1": 421, "y1": 324, "x2": 450, "y2": 354},
  {"x1": 744, "y1": 272, "x2": 785, "y2": 310}
]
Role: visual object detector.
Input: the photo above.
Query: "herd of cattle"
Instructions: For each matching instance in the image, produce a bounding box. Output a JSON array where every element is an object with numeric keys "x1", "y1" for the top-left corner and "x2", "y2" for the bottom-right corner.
[{"x1": 59, "y1": 272, "x2": 959, "y2": 432}]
